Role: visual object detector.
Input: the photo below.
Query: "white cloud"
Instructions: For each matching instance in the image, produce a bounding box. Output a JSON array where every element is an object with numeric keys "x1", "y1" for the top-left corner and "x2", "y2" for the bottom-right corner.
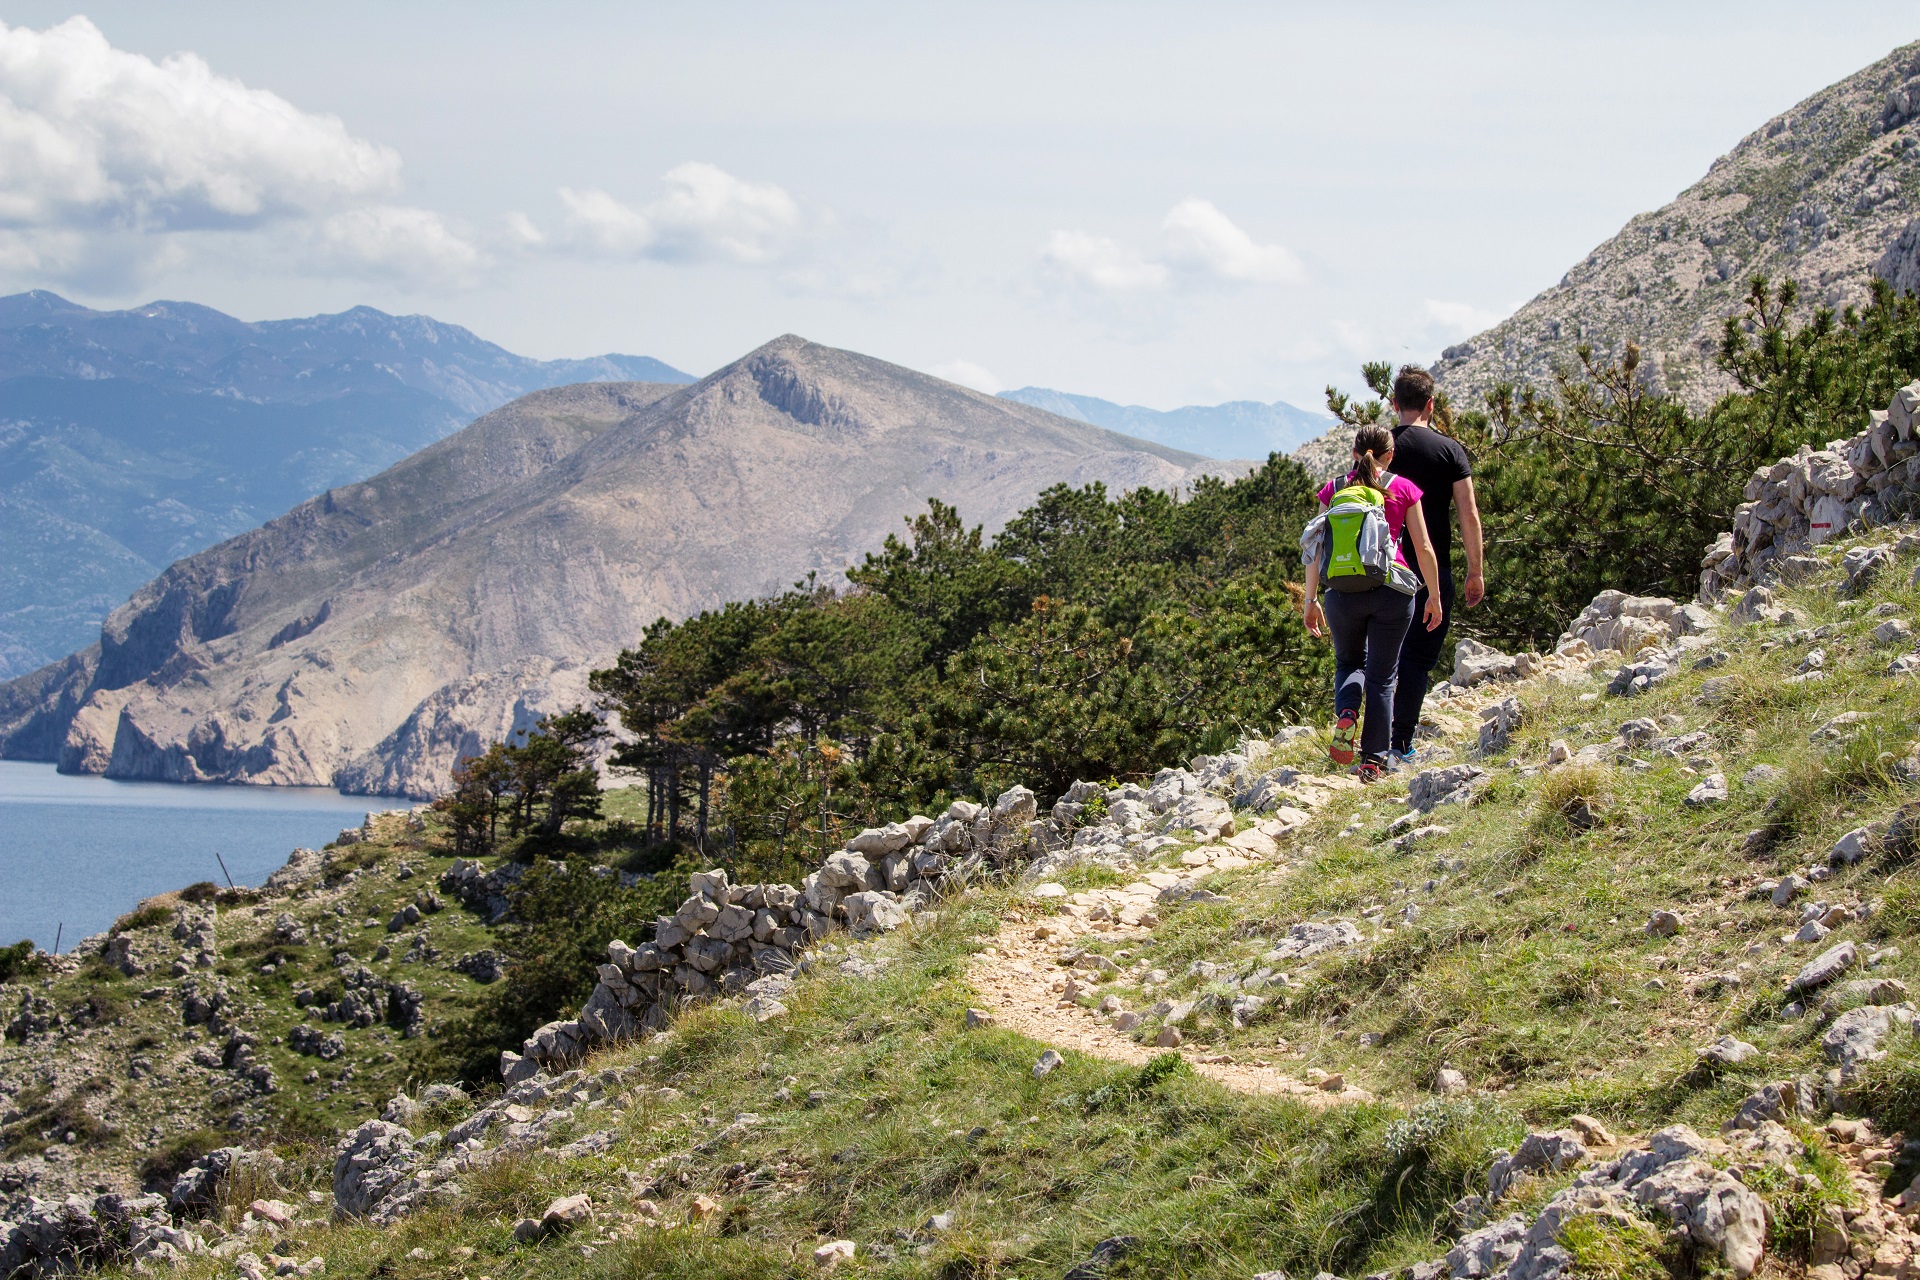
[
  {"x1": 0, "y1": 16, "x2": 479, "y2": 290},
  {"x1": 1043, "y1": 200, "x2": 1298, "y2": 296},
  {"x1": 1160, "y1": 199, "x2": 1302, "y2": 284},
  {"x1": 503, "y1": 210, "x2": 546, "y2": 248},
  {"x1": 1423, "y1": 298, "x2": 1508, "y2": 335},
  {"x1": 0, "y1": 17, "x2": 398, "y2": 228},
  {"x1": 559, "y1": 163, "x2": 808, "y2": 265},
  {"x1": 927, "y1": 359, "x2": 1002, "y2": 392},
  {"x1": 1042, "y1": 230, "x2": 1168, "y2": 293},
  {"x1": 312, "y1": 206, "x2": 482, "y2": 286}
]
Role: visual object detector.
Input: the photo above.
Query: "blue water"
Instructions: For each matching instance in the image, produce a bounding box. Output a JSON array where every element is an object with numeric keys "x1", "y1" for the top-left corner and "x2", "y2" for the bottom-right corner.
[{"x1": 0, "y1": 761, "x2": 386, "y2": 950}]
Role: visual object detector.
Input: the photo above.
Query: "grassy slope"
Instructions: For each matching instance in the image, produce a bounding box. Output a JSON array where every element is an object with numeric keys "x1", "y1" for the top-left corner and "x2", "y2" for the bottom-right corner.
[
  {"x1": 0, "y1": 791, "x2": 667, "y2": 1188},
  {"x1": 77, "y1": 530, "x2": 1920, "y2": 1280}
]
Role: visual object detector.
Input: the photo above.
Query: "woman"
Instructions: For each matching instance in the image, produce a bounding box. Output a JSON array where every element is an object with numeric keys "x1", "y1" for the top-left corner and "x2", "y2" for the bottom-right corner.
[{"x1": 1302, "y1": 424, "x2": 1445, "y2": 782}]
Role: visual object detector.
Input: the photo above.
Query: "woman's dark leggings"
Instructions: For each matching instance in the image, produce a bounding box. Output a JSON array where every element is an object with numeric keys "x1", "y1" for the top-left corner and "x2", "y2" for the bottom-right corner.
[{"x1": 1321, "y1": 586, "x2": 1416, "y2": 761}]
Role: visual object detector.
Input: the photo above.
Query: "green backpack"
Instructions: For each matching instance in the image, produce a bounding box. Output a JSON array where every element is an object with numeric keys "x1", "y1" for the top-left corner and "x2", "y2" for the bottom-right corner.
[{"x1": 1317, "y1": 477, "x2": 1395, "y2": 592}]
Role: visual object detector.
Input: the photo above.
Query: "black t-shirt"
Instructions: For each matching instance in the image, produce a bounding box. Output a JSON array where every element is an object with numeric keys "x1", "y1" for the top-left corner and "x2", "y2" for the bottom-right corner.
[{"x1": 1390, "y1": 423, "x2": 1473, "y2": 568}]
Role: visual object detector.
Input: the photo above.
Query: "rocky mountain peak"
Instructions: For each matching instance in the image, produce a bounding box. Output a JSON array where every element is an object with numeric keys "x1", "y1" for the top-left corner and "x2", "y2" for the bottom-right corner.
[{"x1": 1435, "y1": 40, "x2": 1920, "y2": 409}]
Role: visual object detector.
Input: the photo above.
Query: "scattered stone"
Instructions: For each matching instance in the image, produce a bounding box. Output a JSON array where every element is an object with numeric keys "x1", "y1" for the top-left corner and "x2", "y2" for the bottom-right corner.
[
  {"x1": 1832, "y1": 826, "x2": 1880, "y2": 865},
  {"x1": 1434, "y1": 1068, "x2": 1468, "y2": 1095},
  {"x1": 1154, "y1": 1027, "x2": 1183, "y2": 1048},
  {"x1": 1060, "y1": 1236, "x2": 1136, "y2": 1280},
  {"x1": 1790, "y1": 941, "x2": 1859, "y2": 993},
  {"x1": 1407, "y1": 764, "x2": 1489, "y2": 813},
  {"x1": 1684, "y1": 774, "x2": 1728, "y2": 807},
  {"x1": 1567, "y1": 1114, "x2": 1616, "y2": 1146},
  {"x1": 812, "y1": 1240, "x2": 856, "y2": 1269},
  {"x1": 1822, "y1": 1004, "x2": 1917, "y2": 1073},
  {"x1": 1697, "y1": 1035, "x2": 1759, "y2": 1067},
  {"x1": 539, "y1": 1194, "x2": 593, "y2": 1235},
  {"x1": 1032, "y1": 1050, "x2": 1064, "y2": 1078},
  {"x1": 965, "y1": 1008, "x2": 995, "y2": 1029},
  {"x1": 1645, "y1": 910, "x2": 1682, "y2": 938}
]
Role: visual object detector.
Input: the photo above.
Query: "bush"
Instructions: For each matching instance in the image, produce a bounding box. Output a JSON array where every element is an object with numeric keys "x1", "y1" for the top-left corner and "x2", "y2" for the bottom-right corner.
[
  {"x1": 0, "y1": 939, "x2": 44, "y2": 983},
  {"x1": 113, "y1": 904, "x2": 172, "y2": 933}
]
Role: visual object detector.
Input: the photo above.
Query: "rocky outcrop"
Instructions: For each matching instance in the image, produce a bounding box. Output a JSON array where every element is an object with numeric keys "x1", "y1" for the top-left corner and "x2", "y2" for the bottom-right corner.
[
  {"x1": 0, "y1": 338, "x2": 1240, "y2": 797},
  {"x1": 1702, "y1": 379, "x2": 1920, "y2": 598},
  {"x1": 0, "y1": 1191, "x2": 194, "y2": 1278},
  {"x1": 1392, "y1": 1113, "x2": 1806, "y2": 1280},
  {"x1": 1434, "y1": 41, "x2": 1920, "y2": 410}
]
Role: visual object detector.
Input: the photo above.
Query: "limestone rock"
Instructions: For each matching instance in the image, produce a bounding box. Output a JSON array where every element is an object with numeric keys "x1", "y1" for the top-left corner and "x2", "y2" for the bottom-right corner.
[{"x1": 1791, "y1": 941, "x2": 1859, "y2": 993}]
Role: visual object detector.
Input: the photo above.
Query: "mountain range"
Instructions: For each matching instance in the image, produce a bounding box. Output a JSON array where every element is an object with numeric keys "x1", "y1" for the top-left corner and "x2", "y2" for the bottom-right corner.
[
  {"x1": 0, "y1": 292, "x2": 692, "y2": 680},
  {"x1": 994, "y1": 387, "x2": 1330, "y2": 460},
  {"x1": 0, "y1": 337, "x2": 1238, "y2": 797},
  {"x1": 1435, "y1": 39, "x2": 1920, "y2": 410}
]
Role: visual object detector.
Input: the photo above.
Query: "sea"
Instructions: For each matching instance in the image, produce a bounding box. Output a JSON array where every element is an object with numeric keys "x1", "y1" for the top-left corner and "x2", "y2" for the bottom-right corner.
[{"x1": 0, "y1": 761, "x2": 388, "y2": 951}]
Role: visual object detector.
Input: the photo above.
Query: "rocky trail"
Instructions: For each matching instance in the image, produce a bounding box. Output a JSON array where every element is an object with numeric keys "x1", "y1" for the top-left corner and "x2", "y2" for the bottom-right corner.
[{"x1": 968, "y1": 909, "x2": 1359, "y2": 1105}]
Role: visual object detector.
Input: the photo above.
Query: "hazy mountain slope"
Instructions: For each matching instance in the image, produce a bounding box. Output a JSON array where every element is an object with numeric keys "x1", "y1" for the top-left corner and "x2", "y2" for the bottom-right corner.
[
  {"x1": 1434, "y1": 39, "x2": 1920, "y2": 409},
  {"x1": 998, "y1": 385, "x2": 1328, "y2": 460},
  {"x1": 0, "y1": 293, "x2": 693, "y2": 679},
  {"x1": 0, "y1": 337, "x2": 1238, "y2": 798}
]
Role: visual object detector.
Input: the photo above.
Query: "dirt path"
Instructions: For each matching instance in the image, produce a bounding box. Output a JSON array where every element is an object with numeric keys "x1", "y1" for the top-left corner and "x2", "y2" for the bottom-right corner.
[{"x1": 965, "y1": 854, "x2": 1370, "y2": 1105}]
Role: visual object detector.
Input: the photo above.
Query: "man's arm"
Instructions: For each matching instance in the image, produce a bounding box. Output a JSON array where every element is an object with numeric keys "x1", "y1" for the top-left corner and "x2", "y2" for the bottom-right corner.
[{"x1": 1453, "y1": 476, "x2": 1485, "y2": 608}]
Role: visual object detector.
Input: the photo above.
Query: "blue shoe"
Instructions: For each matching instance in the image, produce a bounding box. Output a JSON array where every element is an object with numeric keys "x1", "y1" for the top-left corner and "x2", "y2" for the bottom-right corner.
[{"x1": 1388, "y1": 747, "x2": 1418, "y2": 770}]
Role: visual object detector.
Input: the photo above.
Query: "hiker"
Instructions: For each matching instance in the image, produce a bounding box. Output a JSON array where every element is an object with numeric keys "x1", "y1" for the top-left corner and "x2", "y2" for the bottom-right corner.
[
  {"x1": 1301, "y1": 424, "x2": 1446, "y2": 782},
  {"x1": 1381, "y1": 366, "x2": 1485, "y2": 766}
]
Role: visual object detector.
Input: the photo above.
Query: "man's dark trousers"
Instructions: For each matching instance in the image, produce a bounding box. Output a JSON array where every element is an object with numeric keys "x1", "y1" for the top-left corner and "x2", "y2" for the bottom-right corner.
[{"x1": 1391, "y1": 569, "x2": 1454, "y2": 755}]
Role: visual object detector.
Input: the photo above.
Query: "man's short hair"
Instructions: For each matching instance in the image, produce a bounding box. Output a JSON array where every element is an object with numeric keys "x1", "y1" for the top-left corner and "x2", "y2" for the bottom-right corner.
[{"x1": 1392, "y1": 365, "x2": 1435, "y2": 411}]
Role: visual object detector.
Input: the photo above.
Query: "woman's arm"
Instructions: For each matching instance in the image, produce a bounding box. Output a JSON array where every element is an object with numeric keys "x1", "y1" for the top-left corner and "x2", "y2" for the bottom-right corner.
[
  {"x1": 1302, "y1": 561, "x2": 1325, "y2": 637},
  {"x1": 1405, "y1": 501, "x2": 1445, "y2": 631}
]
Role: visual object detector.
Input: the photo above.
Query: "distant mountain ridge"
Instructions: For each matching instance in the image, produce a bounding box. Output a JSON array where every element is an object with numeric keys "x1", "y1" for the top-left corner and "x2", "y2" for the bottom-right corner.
[
  {"x1": 997, "y1": 386, "x2": 1329, "y2": 461},
  {"x1": 0, "y1": 292, "x2": 691, "y2": 679},
  {"x1": 0, "y1": 336, "x2": 1242, "y2": 798},
  {"x1": 1434, "y1": 39, "x2": 1920, "y2": 409}
]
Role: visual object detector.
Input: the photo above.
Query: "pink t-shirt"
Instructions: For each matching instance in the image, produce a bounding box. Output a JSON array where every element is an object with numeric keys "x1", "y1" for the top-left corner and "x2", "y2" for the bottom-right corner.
[{"x1": 1316, "y1": 472, "x2": 1424, "y2": 565}]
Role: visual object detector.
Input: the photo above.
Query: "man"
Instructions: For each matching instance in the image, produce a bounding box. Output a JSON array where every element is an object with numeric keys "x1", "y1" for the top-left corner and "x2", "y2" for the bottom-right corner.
[{"x1": 1383, "y1": 366, "x2": 1484, "y2": 765}]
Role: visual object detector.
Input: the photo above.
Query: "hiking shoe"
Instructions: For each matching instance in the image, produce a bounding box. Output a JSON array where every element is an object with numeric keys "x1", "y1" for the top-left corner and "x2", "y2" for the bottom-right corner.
[
  {"x1": 1389, "y1": 747, "x2": 1418, "y2": 770},
  {"x1": 1355, "y1": 759, "x2": 1389, "y2": 785},
  {"x1": 1328, "y1": 712, "x2": 1359, "y2": 766}
]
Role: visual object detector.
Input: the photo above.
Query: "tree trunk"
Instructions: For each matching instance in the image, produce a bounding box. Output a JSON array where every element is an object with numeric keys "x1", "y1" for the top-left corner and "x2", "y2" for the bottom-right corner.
[{"x1": 697, "y1": 759, "x2": 711, "y2": 852}]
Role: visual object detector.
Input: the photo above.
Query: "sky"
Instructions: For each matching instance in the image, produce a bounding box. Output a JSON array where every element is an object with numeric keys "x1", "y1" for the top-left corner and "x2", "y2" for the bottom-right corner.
[{"x1": 0, "y1": 3, "x2": 1916, "y2": 411}]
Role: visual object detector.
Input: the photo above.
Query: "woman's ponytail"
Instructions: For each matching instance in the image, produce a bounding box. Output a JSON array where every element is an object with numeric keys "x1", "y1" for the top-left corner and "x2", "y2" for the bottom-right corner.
[{"x1": 1351, "y1": 424, "x2": 1392, "y2": 493}]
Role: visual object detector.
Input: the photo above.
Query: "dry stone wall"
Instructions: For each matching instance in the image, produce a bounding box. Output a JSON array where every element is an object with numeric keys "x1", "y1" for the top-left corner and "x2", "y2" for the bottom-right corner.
[{"x1": 501, "y1": 787, "x2": 1044, "y2": 1081}]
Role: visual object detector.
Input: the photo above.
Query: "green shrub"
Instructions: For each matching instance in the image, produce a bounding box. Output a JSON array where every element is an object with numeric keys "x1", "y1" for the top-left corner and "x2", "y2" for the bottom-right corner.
[
  {"x1": 0, "y1": 939, "x2": 44, "y2": 983},
  {"x1": 113, "y1": 904, "x2": 172, "y2": 933}
]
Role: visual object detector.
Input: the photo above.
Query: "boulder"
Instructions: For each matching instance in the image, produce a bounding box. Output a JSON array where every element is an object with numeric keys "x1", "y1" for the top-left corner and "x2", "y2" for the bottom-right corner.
[
  {"x1": 1821, "y1": 1003, "x2": 1916, "y2": 1072},
  {"x1": 1453, "y1": 637, "x2": 1519, "y2": 687},
  {"x1": 1408, "y1": 764, "x2": 1489, "y2": 813}
]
